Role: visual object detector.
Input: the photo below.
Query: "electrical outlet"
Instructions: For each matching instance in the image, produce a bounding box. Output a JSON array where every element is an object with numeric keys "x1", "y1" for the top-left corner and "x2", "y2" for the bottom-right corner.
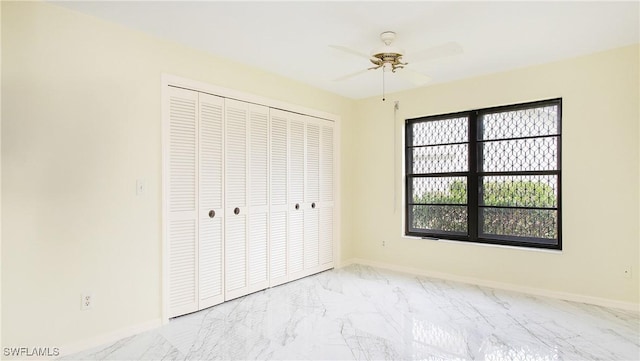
[
  {"x1": 382, "y1": 240, "x2": 386, "y2": 247},
  {"x1": 81, "y1": 292, "x2": 94, "y2": 310},
  {"x1": 623, "y1": 266, "x2": 632, "y2": 279}
]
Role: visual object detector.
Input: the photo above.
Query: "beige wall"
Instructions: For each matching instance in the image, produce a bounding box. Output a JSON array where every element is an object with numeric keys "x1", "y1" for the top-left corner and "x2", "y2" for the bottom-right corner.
[
  {"x1": 2, "y1": 0, "x2": 638, "y2": 354},
  {"x1": 351, "y1": 44, "x2": 639, "y2": 305},
  {"x1": 1, "y1": 1, "x2": 355, "y2": 350}
]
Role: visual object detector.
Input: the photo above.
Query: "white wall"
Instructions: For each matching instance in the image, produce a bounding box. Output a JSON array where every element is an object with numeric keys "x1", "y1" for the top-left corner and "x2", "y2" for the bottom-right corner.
[
  {"x1": 350, "y1": 44, "x2": 639, "y2": 307},
  {"x1": 1, "y1": 1, "x2": 355, "y2": 351}
]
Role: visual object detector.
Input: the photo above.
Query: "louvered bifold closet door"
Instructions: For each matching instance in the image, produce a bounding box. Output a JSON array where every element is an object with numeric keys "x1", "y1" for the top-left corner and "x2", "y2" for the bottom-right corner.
[
  {"x1": 304, "y1": 116, "x2": 321, "y2": 274},
  {"x1": 269, "y1": 109, "x2": 289, "y2": 286},
  {"x1": 247, "y1": 104, "x2": 270, "y2": 293},
  {"x1": 288, "y1": 113, "x2": 306, "y2": 280},
  {"x1": 167, "y1": 87, "x2": 199, "y2": 317},
  {"x1": 198, "y1": 93, "x2": 225, "y2": 309},
  {"x1": 224, "y1": 99, "x2": 250, "y2": 300},
  {"x1": 319, "y1": 120, "x2": 335, "y2": 268}
]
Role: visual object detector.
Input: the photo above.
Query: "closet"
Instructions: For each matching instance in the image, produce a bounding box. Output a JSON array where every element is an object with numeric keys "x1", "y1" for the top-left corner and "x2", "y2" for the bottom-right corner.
[{"x1": 164, "y1": 85, "x2": 335, "y2": 318}]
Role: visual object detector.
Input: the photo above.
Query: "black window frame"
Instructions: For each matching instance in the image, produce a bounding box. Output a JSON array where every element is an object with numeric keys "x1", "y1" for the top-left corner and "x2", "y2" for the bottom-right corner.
[{"x1": 405, "y1": 98, "x2": 562, "y2": 250}]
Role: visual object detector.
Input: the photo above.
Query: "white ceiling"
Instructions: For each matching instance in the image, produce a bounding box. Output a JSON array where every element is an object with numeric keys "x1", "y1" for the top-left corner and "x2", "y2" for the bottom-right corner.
[{"x1": 53, "y1": 1, "x2": 639, "y2": 99}]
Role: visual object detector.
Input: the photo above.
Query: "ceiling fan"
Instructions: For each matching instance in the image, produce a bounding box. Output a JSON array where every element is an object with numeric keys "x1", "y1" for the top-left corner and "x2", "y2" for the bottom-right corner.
[{"x1": 331, "y1": 31, "x2": 463, "y2": 89}]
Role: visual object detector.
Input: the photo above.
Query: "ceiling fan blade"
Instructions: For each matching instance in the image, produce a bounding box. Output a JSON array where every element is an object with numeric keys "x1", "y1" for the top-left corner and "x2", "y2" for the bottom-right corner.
[
  {"x1": 329, "y1": 45, "x2": 372, "y2": 60},
  {"x1": 409, "y1": 42, "x2": 463, "y2": 63},
  {"x1": 396, "y1": 68, "x2": 431, "y2": 86},
  {"x1": 333, "y1": 68, "x2": 370, "y2": 82}
]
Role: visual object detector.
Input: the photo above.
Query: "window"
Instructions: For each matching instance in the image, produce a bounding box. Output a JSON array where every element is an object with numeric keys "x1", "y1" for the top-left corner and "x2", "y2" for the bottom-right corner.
[{"x1": 405, "y1": 99, "x2": 561, "y2": 250}]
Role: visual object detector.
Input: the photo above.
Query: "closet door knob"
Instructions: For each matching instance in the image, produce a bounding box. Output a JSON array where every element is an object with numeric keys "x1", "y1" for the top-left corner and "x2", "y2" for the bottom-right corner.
[
  {"x1": 295, "y1": 203, "x2": 300, "y2": 210},
  {"x1": 311, "y1": 202, "x2": 316, "y2": 209},
  {"x1": 208, "y1": 210, "x2": 216, "y2": 218},
  {"x1": 234, "y1": 207, "x2": 240, "y2": 215}
]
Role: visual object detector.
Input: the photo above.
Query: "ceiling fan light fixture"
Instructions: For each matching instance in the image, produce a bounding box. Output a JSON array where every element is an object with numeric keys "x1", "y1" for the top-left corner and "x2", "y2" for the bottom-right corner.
[
  {"x1": 369, "y1": 51, "x2": 406, "y2": 71},
  {"x1": 369, "y1": 32, "x2": 406, "y2": 71}
]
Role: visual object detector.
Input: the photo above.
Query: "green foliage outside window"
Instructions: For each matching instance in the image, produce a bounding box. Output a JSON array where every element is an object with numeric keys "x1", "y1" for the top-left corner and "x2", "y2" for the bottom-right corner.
[{"x1": 412, "y1": 180, "x2": 557, "y2": 239}]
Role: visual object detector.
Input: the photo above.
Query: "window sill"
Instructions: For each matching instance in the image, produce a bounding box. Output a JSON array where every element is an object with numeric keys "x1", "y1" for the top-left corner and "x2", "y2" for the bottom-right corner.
[{"x1": 401, "y1": 235, "x2": 563, "y2": 254}]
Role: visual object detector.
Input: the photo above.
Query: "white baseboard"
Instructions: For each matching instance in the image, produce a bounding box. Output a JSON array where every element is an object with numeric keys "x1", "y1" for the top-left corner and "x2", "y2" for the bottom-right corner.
[
  {"x1": 58, "y1": 318, "x2": 162, "y2": 358},
  {"x1": 344, "y1": 258, "x2": 639, "y2": 313}
]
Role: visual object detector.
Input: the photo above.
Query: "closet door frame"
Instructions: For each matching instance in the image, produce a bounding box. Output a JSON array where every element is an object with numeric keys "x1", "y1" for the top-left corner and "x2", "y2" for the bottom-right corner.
[{"x1": 161, "y1": 74, "x2": 341, "y2": 323}]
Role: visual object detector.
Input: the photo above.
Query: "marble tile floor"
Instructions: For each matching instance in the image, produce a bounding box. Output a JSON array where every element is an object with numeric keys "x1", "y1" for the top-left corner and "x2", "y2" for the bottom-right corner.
[{"x1": 64, "y1": 264, "x2": 640, "y2": 360}]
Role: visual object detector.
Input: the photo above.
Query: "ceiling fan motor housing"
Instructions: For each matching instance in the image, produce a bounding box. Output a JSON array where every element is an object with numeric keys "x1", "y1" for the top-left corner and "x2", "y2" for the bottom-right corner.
[{"x1": 369, "y1": 31, "x2": 407, "y2": 71}]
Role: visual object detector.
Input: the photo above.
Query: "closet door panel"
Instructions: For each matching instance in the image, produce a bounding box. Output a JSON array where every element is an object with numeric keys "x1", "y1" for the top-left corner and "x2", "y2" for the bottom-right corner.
[
  {"x1": 248, "y1": 105, "x2": 269, "y2": 292},
  {"x1": 303, "y1": 208, "x2": 319, "y2": 271},
  {"x1": 319, "y1": 122, "x2": 335, "y2": 267},
  {"x1": 199, "y1": 218, "x2": 223, "y2": 307},
  {"x1": 289, "y1": 118, "x2": 305, "y2": 206},
  {"x1": 288, "y1": 209, "x2": 304, "y2": 276},
  {"x1": 288, "y1": 116, "x2": 306, "y2": 279},
  {"x1": 225, "y1": 101, "x2": 248, "y2": 209},
  {"x1": 304, "y1": 119, "x2": 320, "y2": 272},
  {"x1": 269, "y1": 211, "x2": 287, "y2": 283},
  {"x1": 168, "y1": 219, "x2": 197, "y2": 317},
  {"x1": 320, "y1": 123, "x2": 334, "y2": 204},
  {"x1": 167, "y1": 87, "x2": 199, "y2": 317},
  {"x1": 225, "y1": 214, "x2": 247, "y2": 298},
  {"x1": 198, "y1": 93, "x2": 225, "y2": 309},
  {"x1": 249, "y1": 106, "x2": 269, "y2": 207},
  {"x1": 305, "y1": 120, "x2": 320, "y2": 204},
  {"x1": 224, "y1": 99, "x2": 248, "y2": 300},
  {"x1": 270, "y1": 111, "x2": 288, "y2": 207},
  {"x1": 319, "y1": 208, "x2": 333, "y2": 266},
  {"x1": 269, "y1": 109, "x2": 290, "y2": 286},
  {"x1": 248, "y1": 213, "x2": 268, "y2": 290},
  {"x1": 269, "y1": 110, "x2": 289, "y2": 286}
]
